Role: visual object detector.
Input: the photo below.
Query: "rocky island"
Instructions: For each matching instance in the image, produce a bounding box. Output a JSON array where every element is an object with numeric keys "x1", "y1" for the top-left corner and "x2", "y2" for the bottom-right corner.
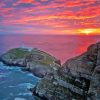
[
  {"x1": 0, "y1": 42, "x2": 100, "y2": 100},
  {"x1": 0, "y1": 47, "x2": 61, "y2": 78}
]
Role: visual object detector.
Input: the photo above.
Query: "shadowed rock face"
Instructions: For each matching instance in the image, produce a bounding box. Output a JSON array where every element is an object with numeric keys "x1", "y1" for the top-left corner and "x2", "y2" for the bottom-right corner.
[
  {"x1": 61, "y1": 42, "x2": 100, "y2": 100},
  {"x1": 0, "y1": 47, "x2": 61, "y2": 78},
  {"x1": 33, "y1": 42, "x2": 100, "y2": 100}
]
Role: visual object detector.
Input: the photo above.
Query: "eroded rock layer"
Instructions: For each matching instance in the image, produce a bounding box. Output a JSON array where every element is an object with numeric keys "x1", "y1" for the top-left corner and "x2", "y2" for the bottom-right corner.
[{"x1": 33, "y1": 42, "x2": 100, "y2": 100}]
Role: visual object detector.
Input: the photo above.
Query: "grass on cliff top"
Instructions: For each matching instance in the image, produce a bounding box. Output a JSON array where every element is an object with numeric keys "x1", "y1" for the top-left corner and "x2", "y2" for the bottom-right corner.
[
  {"x1": 7, "y1": 48, "x2": 57, "y2": 65},
  {"x1": 8, "y1": 48, "x2": 30, "y2": 58},
  {"x1": 32, "y1": 49, "x2": 56, "y2": 65}
]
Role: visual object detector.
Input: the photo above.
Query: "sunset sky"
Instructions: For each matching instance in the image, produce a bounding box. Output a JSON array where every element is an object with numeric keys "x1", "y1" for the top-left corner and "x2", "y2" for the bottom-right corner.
[{"x1": 0, "y1": 0, "x2": 100, "y2": 35}]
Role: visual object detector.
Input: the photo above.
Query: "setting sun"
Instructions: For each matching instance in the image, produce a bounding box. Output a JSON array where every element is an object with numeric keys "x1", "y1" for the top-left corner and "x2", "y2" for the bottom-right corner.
[
  {"x1": 82, "y1": 29, "x2": 95, "y2": 35},
  {"x1": 77, "y1": 28, "x2": 100, "y2": 35}
]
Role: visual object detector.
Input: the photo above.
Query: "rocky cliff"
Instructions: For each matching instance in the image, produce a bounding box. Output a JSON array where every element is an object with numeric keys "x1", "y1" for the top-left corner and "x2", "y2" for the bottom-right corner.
[
  {"x1": 0, "y1": 43, "x2": 100, "y2": 100},
  {"x1": 0, "y1": 47, "x2": 61, "y2": 78},
  {"x1": 32, "y1": 42, "x2": 100, "y2": 100}
]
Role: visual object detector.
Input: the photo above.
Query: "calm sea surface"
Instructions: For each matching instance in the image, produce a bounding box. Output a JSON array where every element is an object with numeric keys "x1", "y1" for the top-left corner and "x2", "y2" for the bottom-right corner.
[
  {"x1": 0, "y1": 34, "x2": 100, "y2": 100},
  {"x1": 0, "y1": 35, "x2": 100, "y2": 63}
]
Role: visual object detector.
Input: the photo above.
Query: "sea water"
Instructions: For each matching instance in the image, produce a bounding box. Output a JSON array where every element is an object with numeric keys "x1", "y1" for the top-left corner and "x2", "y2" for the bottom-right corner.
[
  {"x1": 0, "y1": 34, "x2": 100, "y2": 100},
  {"x1": 0, "y1": 62, "x2": 40, "y2": 100},
  {"x1": 0, "y1": 34, "x2": 100, "y2": 63}
]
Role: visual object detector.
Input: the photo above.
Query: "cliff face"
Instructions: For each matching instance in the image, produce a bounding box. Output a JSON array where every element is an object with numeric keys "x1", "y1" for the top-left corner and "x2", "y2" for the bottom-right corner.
[
  {"x1": 0, "y1": 47, "x2": 60, "y2": 78},
  {"x1": 33, "y1": 42, "x2": 100, "y2": 100},
  {"x1": 62, "y1": 42, "x2": 100, "y2": 100},
  {"x1": 0, "y1": 43, "x2": 100, "y2": 100}
]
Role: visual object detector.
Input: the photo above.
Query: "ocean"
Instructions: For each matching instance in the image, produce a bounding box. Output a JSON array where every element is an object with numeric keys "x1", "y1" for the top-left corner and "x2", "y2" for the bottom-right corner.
[
  {"x1": 0, "y1": 34, "x2": 100, "y2": 100},
  {"x1": 0, "y1": 34, "x2": 100, "y2": 63}
]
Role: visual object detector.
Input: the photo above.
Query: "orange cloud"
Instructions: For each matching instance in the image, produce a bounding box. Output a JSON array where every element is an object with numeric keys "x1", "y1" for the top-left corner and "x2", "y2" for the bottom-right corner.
[
  {"x1": 0, "y1": 0, "x2": 100, "y2": 35},
  {"x1": 20, "y1": 0, "x2": 33, "y2": 3}
]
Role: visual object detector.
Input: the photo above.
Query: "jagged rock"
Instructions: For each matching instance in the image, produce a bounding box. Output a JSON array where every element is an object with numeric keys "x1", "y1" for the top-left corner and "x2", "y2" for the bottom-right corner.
[
  {"x1": 88, "y1": 65, "x2": 100, "y2": 100},
  {"x1": 33, "y1": 69, "x2": 87, "y2": 100},
  {"x1": 33, "y1": 42, "x2": 100, "y2": 100},
  {"x1": 0, "y1": 42, "x2": 100, "y2": 100},
  {"x1": 0, "y1": 47, "x2": 60, "y2": 78},
  {"x1": 62, "y1": 42, "x2": 100, "y2": 100}
]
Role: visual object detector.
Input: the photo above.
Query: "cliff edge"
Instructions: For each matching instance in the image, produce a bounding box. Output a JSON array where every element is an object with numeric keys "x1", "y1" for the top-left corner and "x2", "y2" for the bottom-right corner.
[
  {"x1": 33, "y1": 42, "x2": 100, "y2": 100},
  {"x1": 0, "y1": 42, "x2": 100, "y2": 100}
]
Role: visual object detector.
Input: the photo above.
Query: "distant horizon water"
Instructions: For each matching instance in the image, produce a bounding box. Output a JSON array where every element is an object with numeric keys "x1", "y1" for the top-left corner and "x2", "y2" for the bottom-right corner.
[{"x1": 0, "y1": 34, "x2": 100, "y2": 63}]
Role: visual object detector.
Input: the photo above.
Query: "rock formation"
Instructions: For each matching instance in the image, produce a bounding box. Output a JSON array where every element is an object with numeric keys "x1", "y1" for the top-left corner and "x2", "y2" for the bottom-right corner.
[
  {"x1": 0, "y1": 42, "x2": 100, "y2": 100},
  {"x1": 0, "y1": 47, "x2": 61, "y2": 78},
  {"x1": 32, "y1": 42, "x2": 100, "y2": 100}
]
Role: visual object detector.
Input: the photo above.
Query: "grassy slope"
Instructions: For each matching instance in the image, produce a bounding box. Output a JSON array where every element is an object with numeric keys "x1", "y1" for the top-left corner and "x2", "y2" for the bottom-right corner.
[{"x1": 6, "y1": 48, "x2": 57, "y2": 65}]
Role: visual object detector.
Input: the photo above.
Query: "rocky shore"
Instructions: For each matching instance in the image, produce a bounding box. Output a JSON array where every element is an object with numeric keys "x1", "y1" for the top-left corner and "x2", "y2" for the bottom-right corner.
[
  {"x1": 0, "y1": 42, "x2": 100, "y2": 100},
  {"x1": 0, "y1": 47, "x2": 61, "y2": 78}
]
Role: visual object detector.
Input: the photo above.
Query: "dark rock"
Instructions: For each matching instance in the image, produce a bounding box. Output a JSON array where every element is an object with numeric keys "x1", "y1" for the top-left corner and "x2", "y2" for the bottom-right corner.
[
  {"x1": 1, "y1": 42, "x2": 100, "y2": 100},
  {"x1": 33, "y1": 42, "x2": 100, "y2": 100}
]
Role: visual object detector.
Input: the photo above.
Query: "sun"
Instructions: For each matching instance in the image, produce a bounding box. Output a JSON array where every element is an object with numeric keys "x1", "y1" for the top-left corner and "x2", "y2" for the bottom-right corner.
[
  {"x1": 77, "y1": 28, "x2": 100, "y2": 35},
  {"x1": 82, "y1": 29, "x2": 93, "y2": 35}
]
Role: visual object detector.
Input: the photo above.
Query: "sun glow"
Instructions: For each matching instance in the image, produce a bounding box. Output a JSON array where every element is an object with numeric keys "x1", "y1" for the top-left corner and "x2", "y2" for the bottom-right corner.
[
  {"x1": 77, "y1": 28, "x2": 100, "y2": 35},
  {"x1": 82, "y1": 29, "x2": 94, "y2": 35}
]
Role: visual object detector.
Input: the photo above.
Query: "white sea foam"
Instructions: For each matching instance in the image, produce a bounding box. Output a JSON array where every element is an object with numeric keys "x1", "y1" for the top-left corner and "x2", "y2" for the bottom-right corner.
[
  {"x1": 18, "y1": 92, "x2": 32, "y2": 96},
  {"x1": 14, "y1": 97, "x2": 26, "y2": 100},
  {"x1": 17, "y1": 83, "x2": 33, "y2": 89},
  {"x1": 0, "y1": 61, "x2": 38, "y2": 99}
]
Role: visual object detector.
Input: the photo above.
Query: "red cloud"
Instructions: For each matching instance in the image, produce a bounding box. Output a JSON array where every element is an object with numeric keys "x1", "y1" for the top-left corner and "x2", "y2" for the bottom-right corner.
[
  {"x1": 20, "y1": 0, "x2": 33, "y2": 3},
  {"x1": 66, "y1": 0, "x2": 95, "y2": 7},
  {"x1": 13, "y1": 0, "x2": 40, "y2": 6},
  {"x1": 15, "y1": 0, "x2": 33, "y2": 4},
  {"x1": 77, "y1": 5, "x2": 100, "y2": 17},
  {"x1": 0, "y1": 0, "x2": 100, "y2": 35}
]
